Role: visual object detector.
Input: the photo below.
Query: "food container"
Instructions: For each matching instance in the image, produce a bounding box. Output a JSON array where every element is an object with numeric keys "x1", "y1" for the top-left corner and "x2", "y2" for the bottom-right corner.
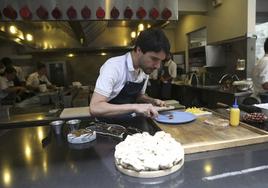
[
  {"x1": 50, "y1": 120, "x2": 65, "y2": 134},
  {"x1": 66, "y1": 119, "x2": 81, "y2": 131}
]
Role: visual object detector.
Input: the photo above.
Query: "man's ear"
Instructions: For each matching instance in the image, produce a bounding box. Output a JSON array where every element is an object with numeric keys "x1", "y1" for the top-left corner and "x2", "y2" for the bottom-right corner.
[{"x1": 136, "y1": 47, "x2": 142, "y2": 53}]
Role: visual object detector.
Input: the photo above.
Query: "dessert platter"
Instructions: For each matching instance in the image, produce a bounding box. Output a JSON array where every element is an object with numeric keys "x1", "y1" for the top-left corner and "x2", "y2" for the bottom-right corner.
[{"x1": 114, "y1": 131, "x2": 184, "y2": 178}]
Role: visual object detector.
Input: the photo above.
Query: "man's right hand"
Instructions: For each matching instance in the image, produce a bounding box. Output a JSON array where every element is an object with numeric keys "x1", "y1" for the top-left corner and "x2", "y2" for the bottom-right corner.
[{"x1": 134, "y1": 103, "x2": 159, "y2": 118}]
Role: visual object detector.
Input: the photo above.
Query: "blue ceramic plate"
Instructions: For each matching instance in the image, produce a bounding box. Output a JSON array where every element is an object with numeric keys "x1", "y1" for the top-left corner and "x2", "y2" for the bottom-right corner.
[{"x1": 155, "y1": 111, "x2": 196, "y2": 124}]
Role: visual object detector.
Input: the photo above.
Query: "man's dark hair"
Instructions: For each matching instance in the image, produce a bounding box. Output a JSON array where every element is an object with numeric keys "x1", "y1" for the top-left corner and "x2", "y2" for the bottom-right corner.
[
  {"x1": 37, "y1": 63, "x2": 46, "y2": 70},
  {"x1": 264, "y1": 38, "x2": 268, "y2": 53},
  {"x1": 134, "y1": 28, "x2": 170, "y2": 55},
  {"x1": 1, "y1": 57, "x2": 13, "y2": 67},
  {"x1": 4, "y1": 66, "x2": 16, "y2": 74}
]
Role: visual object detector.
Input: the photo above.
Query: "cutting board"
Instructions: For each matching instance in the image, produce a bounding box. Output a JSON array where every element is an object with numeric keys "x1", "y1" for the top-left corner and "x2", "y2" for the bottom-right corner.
[
  {"x1": 154, "y1": 110, "x2": 268, "y2": 154},
  {"x1": 60, "y1": 107, "x2": 90, "y2": 119}
]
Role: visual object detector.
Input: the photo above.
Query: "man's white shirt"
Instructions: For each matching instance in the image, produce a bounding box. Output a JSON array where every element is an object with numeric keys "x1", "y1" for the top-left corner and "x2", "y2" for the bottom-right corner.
[{"x1": 94, "y1": 52, "x2": 149, "y2": 101}]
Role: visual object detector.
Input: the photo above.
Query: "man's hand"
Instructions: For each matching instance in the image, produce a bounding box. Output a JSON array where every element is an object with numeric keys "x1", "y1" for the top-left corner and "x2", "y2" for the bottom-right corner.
[
  {"x1": 134, "y1": 103, "x2": 159, "y2": 118},
  {"x1": 153, "y1": 99, "x2": 166, "y2": 107}
]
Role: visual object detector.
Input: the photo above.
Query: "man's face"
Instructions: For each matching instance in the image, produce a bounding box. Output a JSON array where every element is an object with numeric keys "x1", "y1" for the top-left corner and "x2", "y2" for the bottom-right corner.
[
  {"x1": 137, "y1": 48, "x2": 166, "y2": 74},
  {"x1": 39, "y1": 68, "x2": 47, "y2": 76}
]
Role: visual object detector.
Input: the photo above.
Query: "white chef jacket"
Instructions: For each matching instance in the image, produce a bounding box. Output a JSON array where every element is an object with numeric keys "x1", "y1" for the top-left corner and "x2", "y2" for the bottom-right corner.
[
  {"x1": 252, "y1": 55, "x2": 268, "y2": 97},
  {"x1": 163, "y1": 59, "x2": 177, "y2": 80},
  {"x1": 26, "y1": 72, "x2": 51, "y2": 88},
  {"x1": 14, "y1": 66, "x2": 25, "y2": 82},
  {"x1": 0, "y1": 76, "x2": 14, "y2": 99},
  {"x1": 94, "y1": 52, "x2": 149, "y2": 101}
]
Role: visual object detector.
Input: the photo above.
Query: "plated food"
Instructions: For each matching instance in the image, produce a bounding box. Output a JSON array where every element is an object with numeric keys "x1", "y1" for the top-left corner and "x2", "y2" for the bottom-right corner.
[
  {"x1": 114, "y1": 131, "x2": 184, "y2": 177},
  {"x1": 243, "y1": 113, "x2": 267, "y2": 123},
  {"x1": 185, "y1": 107, "x2": 212, "y2": 116},
  {"x1": 67, "y1": 128, "x2": 96, "y2": 144}
]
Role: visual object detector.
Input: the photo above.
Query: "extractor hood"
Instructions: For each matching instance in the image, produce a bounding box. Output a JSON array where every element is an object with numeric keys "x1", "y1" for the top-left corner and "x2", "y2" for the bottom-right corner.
[
  {"x1": 0, "y1": 0, "x2": 178, "y2": 21},
  {"x1": 0, "y1": 1, "x2": 178, "y2": 53}
]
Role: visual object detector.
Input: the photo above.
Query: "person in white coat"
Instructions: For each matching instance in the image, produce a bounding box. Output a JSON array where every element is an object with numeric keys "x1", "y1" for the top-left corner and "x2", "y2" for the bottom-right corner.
[
  {"x1": 26, "y1": 63, "x2": 54, "y2": 92},
  {"x1": 253, "y1": 38, "x2": 268, "y2": 102},
  {"x1": 160, "y1": 53, "x2": 177, "y2": 100},
  {"x1": 90, "y1": 28, "x2": 170, "y2": 119}
]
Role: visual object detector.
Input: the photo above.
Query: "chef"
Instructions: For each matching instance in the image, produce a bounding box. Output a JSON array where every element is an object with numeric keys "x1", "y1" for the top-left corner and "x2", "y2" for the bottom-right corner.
[
  {"x1": 253, "y1": 38, "x2": 268, "y2": 102},
  {"x1": 1, "y1": 57, "x2": 26, "y2": 86},
  {"x1": 0, "y1": 66, "x2": 26, "y2": 104},
  {"x1": 90, "y1": 28, "x2": 170, "y2": 118},
  {"x1": 160, "y1": 53, "x2": 177, "y2": 100},
  {"x1": 26, "y1": 63, "x2": 55, "y2": 92}
]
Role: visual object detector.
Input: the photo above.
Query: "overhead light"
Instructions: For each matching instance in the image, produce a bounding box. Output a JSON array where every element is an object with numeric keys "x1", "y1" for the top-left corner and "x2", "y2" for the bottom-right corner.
[
  {"x1": 9, "y1": 25, "x2": 17, "y2": 34},
  {"x1": 18, "y1": 31, "x2": 24, "y2": 40},
  {"x1": 147, "y1": 24, "x2": 151, "y2": 28},
  {"x1": 138, "y1": 23, "x2": 144, "y2": 32},
  {"x1": 26, "y1": 34, "x2": 33, "y2": 41},
  {"x1": 43, "y1": 41, "x2": 48, "y2": 49},
  {"x1": 130, "y1": 31, "x2": 136, "y2": 39},
  {"x1": 14, "y1": 38, "x2": 21, "y2": 43},
  {"x1": 0, "y1": 26, "x2": 5, "y2": 32},
  {"x1": 100, "y1": 52, "x2": 107, "y2": 56},
  {"x1": 67, "y1": 53, "x2": 74, "y2": 57}
]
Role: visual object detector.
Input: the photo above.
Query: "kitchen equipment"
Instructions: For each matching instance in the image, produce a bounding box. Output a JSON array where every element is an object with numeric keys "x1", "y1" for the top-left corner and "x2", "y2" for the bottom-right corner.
[
  {"x1": 66, "y1": 119, "x2": 81, "y2": 131},
  {"x1": 86, "y1": 122, "x2": 142, "y2": 139},
  {"x1": 232, "y1": 79, "x2": 253, "y2": 91},
  {"x1": 155, "y1": 111, "x2": 196, "y2": 124},
  {"x1": 50, "y1": 120, "x2": 65, "y2": 134}
]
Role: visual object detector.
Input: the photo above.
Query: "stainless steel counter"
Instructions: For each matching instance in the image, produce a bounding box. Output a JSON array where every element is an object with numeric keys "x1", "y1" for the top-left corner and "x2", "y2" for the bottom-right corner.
[{"x1": 1, "y1": 118, "x2": 268, "y2": 188}]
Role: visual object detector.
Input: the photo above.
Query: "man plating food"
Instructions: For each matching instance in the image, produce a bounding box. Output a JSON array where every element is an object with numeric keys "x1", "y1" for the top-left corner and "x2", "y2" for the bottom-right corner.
[{"x1": 90, "y1": 28, "x2": 170, "y2": 118}]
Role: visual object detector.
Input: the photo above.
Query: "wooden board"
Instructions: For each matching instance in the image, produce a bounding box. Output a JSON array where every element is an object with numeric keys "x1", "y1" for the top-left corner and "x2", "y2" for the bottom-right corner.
[
  {"x1": 154, "y1": 110, "x2": 268, "y2": 154},
  {"x1": 60, "y1": 107, "x2": 90, "y2": 119}
]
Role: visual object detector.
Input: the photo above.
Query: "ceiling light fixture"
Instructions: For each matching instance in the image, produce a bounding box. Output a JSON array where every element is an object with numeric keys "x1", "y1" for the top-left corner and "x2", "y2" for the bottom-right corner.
[
  {"x1": 67, "y1": 53, "x2": 74, "y2": 57},
  {"x1": 138, "y1": 23, "x2": 144, "y2": 32},
  {"x1": 26, "y1": 34, "x2": 33, "y2": 41},
  {"x1": 9, "y1": 25, "x2": 17, "y2": 34},
  {"x1": 130, "y1": 31, "x2": 136, "y2": 39}
]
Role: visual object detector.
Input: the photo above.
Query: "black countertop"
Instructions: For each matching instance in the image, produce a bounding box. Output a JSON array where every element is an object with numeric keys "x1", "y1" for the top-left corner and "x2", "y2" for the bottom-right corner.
[{"x1": 1, "y1": 117, "x2": 268, "y2": 188}]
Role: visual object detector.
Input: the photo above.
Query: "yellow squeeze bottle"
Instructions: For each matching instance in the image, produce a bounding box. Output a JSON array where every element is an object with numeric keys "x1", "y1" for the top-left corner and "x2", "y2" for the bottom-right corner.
[{"x1": 230, "y1": 98, "x2": 240, "y2": 126}]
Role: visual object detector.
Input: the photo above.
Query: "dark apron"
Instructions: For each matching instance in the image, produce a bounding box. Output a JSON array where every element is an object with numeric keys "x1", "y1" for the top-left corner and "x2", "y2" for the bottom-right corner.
[
  {"x1": 259, "y1": 93, "x2": 268, "y2": 103},
  {"x1": 97, "y1": 53, "x2": 146, "y2": 124},
  {"x1": 13, "y1": 76, "x2": 22, "y2": 86},
  {"x1": 161, "y1": 65, "x2": 172, "y2": 100},
  {"x1": 39, "y1": 80, "x2": 47, "y2": 85}
]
